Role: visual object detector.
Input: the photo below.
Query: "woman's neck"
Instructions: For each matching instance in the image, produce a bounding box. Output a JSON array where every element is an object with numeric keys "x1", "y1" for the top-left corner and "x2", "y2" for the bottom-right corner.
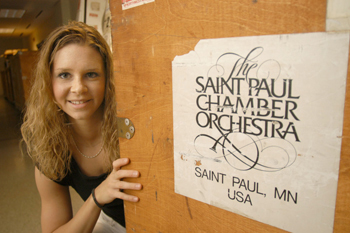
[{"x1": 69, "y1": 117, "x2": 103, "y2": 146}]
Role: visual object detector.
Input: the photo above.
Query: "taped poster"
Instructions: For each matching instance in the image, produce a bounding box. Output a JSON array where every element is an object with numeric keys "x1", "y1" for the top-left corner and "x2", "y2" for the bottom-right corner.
[{"x1": 172, "y1": 32, "x2": 349, "y2": 233}]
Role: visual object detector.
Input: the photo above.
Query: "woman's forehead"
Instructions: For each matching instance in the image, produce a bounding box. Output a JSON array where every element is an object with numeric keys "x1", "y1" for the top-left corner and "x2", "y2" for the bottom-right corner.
[{"x1": 52, "y1": 44, "x2": 104, "y2": 70}]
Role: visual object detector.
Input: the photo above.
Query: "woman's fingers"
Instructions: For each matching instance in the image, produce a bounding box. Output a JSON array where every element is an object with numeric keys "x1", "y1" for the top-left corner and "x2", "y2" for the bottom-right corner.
[
  {"x1": 95, "y1": 158, "x2": 142, "y2": 204},
  {"x1": 111, "y1": 158, "x2": 140, "y2": 180},
  {"x1": 112, "y1": 158, "x2": 130, "y2": 171},
  {"x1": 99, "y1": 178, "x2": 141, "y2": 203},
  {"x1": 116, "y1": 192, "x2": 139, "y2": 202},
  {"x1": 113, "y1": 169, "x2": 140, "y2": 180},
  {"x1": 112, "y1": 180, "x2": 142, "y2": 191},
  {"x1": 111, "y1": 180, "x2": 142, "y2": 202},
  {"x1": 95, "y1": 177, "x2": 141, "y2": 204}
]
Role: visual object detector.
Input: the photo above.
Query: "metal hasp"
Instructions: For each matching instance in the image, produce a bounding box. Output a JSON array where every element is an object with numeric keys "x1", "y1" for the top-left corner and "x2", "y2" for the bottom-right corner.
[{"x1": 117, "y1": 117, "x2": 135, "y2": 139}]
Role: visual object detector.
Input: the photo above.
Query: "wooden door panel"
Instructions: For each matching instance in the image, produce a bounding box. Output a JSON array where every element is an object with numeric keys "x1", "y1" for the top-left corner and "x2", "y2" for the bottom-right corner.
[{"x1": 110, "y1": 0, "x2": 349, "y2": 232}]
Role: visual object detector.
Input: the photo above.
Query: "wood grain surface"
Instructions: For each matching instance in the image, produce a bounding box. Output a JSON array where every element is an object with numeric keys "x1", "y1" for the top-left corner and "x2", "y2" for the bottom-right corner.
[{"x1": 109, "y1": 0, "x2": 349, "y2": 232}]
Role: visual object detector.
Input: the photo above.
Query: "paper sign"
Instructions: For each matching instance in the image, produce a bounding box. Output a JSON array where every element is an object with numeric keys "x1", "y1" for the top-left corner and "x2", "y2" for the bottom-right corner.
[
  {"x1": 85, "y1": 0, "x2": 106, "y2": 35},
  {"x1": 122, "y1": 0, "x2": 155, "y2": 10},
  {"x1": 172, "y1": 32, "x2": 349, "y2": 233}
]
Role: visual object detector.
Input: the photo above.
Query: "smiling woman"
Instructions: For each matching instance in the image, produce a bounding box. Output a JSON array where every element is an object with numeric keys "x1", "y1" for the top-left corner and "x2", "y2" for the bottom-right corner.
[{"x1": 20, "y1": 21, "x2": 142, "y2": 233}]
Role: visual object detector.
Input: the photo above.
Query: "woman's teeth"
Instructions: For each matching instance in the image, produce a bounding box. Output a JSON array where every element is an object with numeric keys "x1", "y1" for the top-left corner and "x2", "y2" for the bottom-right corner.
[{"x1": 71, "y1": 101, "x2": 86, "y2": 104}]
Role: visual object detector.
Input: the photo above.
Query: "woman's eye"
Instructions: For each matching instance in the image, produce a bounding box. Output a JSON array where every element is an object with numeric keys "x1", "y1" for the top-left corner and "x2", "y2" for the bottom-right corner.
[
  {"x1": 86, "y1": 72, "x2": 98, "y2": 78},
  {"x1": 58, "y1": 73, "x2": 70, "y2": 79}
]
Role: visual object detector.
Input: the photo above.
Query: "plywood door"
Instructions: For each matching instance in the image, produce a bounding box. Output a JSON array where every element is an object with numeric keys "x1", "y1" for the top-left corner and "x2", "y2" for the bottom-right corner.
[{"x1": 109, "y1": 0, "x2": 350, "y2": 232}]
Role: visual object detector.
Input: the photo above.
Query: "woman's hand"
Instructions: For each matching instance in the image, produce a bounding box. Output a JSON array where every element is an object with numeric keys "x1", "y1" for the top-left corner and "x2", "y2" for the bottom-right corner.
[{"x1": 94, "y1": 158, "x2": 142, "y2": 206}]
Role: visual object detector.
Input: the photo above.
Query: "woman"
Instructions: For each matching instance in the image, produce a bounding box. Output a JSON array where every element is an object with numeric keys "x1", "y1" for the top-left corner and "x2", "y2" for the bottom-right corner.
[{"x1": 21, "y1": 21, "x2": 142, "y2": 233}]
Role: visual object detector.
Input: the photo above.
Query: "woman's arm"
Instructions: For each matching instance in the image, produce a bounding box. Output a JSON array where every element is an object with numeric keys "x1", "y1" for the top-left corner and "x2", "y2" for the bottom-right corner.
[
  {"x1": 35, "y1": 167, "x2": 100, "y2": 233},
  {"x1": 35, "y1": 158, "x2": 142, "y2": 233}
]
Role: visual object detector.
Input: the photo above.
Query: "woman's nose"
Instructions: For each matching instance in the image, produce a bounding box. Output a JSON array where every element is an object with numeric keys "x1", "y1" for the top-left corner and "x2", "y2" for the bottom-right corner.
[{"x1": 70, "y1": 77, "x2": 87, "y2": 94}]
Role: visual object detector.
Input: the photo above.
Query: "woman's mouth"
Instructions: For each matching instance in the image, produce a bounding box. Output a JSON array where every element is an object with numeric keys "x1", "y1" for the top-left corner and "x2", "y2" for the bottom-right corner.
[{"x1": 69, "y1": 100, "x2": 88, "y2": 104}]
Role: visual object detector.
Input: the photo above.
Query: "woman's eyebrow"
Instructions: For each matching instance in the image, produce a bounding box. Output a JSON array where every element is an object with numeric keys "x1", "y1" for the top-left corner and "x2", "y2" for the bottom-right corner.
[
  {"x1": 52, "y1": 67, "x2": 72, "y2": 71},
  {"x1": 53, "y1": 67, "x2": 102, "y2": 72}
]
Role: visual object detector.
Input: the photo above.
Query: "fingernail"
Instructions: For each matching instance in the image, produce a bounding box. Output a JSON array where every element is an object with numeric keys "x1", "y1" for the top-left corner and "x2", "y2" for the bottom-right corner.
[{"x1": 133, "y1": 171, "x2": 139, "y2": 176}]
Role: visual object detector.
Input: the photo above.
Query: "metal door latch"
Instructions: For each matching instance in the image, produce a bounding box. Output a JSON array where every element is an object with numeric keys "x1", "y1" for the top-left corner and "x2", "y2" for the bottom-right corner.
[{"x1": 117, "y1": 117, "x2": 135, "y2": 139}]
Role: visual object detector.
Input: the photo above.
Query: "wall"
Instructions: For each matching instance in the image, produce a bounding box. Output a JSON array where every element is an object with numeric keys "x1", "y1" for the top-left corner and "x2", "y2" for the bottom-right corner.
[
  {"x1": 28, "y1": 0, "x2": 64, "y2": 51},
  {"x1": 0, "y1": 0, "x2": 81, "y2": 53}
]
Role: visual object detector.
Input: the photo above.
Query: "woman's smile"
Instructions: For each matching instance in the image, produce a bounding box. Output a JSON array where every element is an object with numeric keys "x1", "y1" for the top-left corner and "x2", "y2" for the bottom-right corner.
[
  {"x1": 68, "y1": 99, "x2": 92, "y2": 109},
  {"x1": 69, "y1": 100, "x2": 89, "y2": 105}
]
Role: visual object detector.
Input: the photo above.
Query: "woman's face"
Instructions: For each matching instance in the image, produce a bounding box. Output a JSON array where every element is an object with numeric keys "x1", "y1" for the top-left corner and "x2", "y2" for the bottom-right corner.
[{"x1": 51, "y1": 43, "x2": 106, "y2": 122}]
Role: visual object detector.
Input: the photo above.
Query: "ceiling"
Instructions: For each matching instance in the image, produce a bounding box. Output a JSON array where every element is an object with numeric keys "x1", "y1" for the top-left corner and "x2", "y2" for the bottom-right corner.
[{"x1": 0, "y1": 0, "x2": 60, "y2": 37}]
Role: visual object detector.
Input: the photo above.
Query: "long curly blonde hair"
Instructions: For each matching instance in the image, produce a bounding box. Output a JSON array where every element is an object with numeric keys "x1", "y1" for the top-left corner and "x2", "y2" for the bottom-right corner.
[{"x1": 21, "y1": 21, "x2": 119, "y2": 181}]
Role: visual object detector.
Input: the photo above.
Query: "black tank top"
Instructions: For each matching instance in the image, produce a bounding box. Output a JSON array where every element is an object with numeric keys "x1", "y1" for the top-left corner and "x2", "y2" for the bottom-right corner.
[{"x1": 54, "y1": 158, "x2": 125, "y2": 227}]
